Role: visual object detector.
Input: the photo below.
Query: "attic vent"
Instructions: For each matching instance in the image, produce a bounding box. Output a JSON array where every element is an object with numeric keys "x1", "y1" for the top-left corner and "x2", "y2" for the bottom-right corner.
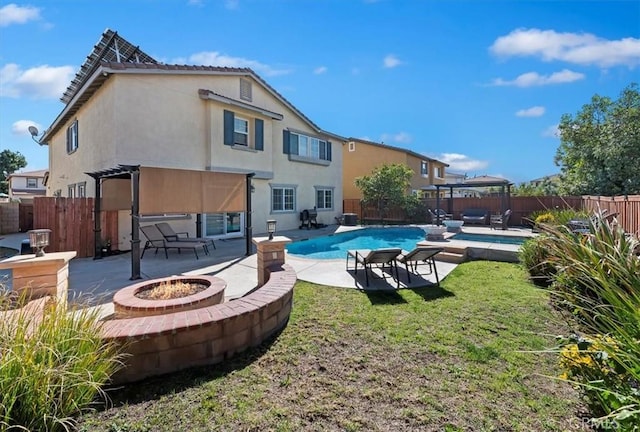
[
  {"x1": 240, "y1": 78, "x2": 252, "y2": 102},
  {"x1": 348, "y1": 141, "x2": 356, "y2": 152}
]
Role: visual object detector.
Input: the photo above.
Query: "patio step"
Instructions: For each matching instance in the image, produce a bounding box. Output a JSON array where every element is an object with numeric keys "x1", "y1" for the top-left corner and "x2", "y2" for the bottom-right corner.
[{"x1": 435, "y1": 250, "x2": 466, "y2": 264}]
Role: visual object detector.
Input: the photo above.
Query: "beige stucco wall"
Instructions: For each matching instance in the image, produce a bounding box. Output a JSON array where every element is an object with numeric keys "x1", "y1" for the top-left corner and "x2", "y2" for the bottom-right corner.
[
  {"x1": 343, "y1": 140, "x2": 447, "y2": 200},
  {"x1": 47, "y1": 71, "x2": 343, "y2": 244}
]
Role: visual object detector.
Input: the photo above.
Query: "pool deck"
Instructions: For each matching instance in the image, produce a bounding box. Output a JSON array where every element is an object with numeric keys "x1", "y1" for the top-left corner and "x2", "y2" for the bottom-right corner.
[{"x1": 1, "y1": 224, "x2": 533, "y2": 313}]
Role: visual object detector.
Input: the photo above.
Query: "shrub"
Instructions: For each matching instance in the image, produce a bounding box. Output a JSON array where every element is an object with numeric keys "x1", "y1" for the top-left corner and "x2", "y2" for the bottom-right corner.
[
  {"x1": 518, "y1": 236, "x2": 556, "y2": 286},
  {"x1": 0, "y1": 290, "x2": 125, "y2": 431},
  {"x1": 540, "y1": 215, "x2": 640, "y2": 427},
  {"x1": 534, "y1": 212, "x2": 556, "y2": 225}
]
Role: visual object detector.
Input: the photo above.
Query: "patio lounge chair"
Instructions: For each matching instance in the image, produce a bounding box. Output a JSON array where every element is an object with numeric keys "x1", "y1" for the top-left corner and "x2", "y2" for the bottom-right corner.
[
  {"x1": 568, "y1": 210, "x2": 618, "y2": 234},
  {"x1": 490, "y1": 209, "x2": 512, "y2": 230},
  {"x1": 155, "y1": 222, "x2": 216, "y2": 251},
  {"x1": 396, "y1": 246, "x2": 444, "y2": 285},
  {"x1": 140, "y1": 225, "x2": 208, "y2": 260},
  {"x1": 346, "y1": 248, "x2": 402, "y2": 288}
]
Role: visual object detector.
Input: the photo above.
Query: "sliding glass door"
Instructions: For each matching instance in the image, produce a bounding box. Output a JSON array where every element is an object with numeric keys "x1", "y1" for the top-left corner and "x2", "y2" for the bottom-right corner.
[{"x1": 204, "y1": 212, "x2": 243, "y2": 239}]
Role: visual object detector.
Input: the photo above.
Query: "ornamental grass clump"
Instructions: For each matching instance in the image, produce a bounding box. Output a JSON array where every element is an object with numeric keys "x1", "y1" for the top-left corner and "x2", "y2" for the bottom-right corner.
[
  {"x1": 0, "y1": 289, "x2": 125, "y2": 431},
  {"x1": 539, "y1": 214, "x2": 640, "y2": 428}
]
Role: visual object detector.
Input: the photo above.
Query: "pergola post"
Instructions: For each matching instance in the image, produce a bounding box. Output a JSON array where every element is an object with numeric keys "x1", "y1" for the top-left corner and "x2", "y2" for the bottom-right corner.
[
  {"x1": 130, "y1": 169, "x2": 141, "y2": 280},
  {"x1": 92, "y1": 176, "x2": 102, "y2": 260},
  {"x1": 245, "y1": 173, "x2": 255, "y2": 256}
]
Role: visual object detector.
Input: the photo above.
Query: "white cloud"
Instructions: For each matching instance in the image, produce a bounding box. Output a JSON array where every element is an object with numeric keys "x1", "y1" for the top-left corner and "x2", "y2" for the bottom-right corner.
[
  {"x1": 490, "y1": 28, "x2": 640, "y2": 68},
  {"x1": 0, "y1": 3, "x2": 40, "y2": 27},
  {"x1": 0, "y1": 63, "x2": 75, "y2": 99},
  {"x1": 314, "y1": 66, "x2": 327, "y2": 75},
  {"x1": 435, "y1": 153, "x2": 489, "y2": 172},
  {"x1": 542, "y1": 124, "x2": 560, "y2": 138},
  {"x1": 185, "y1": 51, "x2": 291, "y2": 76},
  {"x1": 380, "y1": 132, "x2": 412, "y2": 144},
  {"x1": 516, "y1": 106, "x2": 545, "y2": 117},
  {"x1": 491, "y1": 69, "x2": 584, "y2": 87},
  {"x1": 12, "y1": 120, "x2": 42, "y2": 136},
  {"x1": 383, "y1": 54, "x2": 402, "y2": 68}
]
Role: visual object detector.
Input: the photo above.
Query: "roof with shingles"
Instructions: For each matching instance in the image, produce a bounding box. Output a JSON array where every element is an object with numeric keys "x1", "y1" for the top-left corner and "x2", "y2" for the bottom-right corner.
[{"x1": 42, "y1": 29, "x2": 344, "y2": 143}]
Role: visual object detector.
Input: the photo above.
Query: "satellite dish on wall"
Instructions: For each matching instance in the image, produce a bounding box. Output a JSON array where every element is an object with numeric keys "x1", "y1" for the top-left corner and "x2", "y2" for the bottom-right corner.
[{"x1": 28, "y1": 125, "x2": 39, "y2": 137}]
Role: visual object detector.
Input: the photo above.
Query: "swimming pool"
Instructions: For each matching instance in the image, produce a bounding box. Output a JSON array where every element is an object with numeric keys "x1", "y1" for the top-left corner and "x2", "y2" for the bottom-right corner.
[
  {"x1": 449, "y1": 232, "x2": 529, "y2": 245},
  {"x1": 286, "y1": 227, "x2": 426, "y2": 259}
]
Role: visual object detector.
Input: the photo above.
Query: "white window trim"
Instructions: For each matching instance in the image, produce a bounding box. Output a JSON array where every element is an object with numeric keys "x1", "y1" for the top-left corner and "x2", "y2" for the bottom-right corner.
[
  {"x1": 270, "y1": 184, "x2": 297, "y2": 213},
  {"x1": 26, "y1": 178, "x2": 38, "y2": 188},
  {"x1": 67, "y1": 120, "x2": 78, "y2": 154},
  {"x1": 234, "y1": 116, "x2": 249, "y2": 146},
  {"x1": 314, "y1": 186, "x2": 334, "y2": 211},
  {"x1": 421, "y1": 161, "x2": 429, "y2": 177}
]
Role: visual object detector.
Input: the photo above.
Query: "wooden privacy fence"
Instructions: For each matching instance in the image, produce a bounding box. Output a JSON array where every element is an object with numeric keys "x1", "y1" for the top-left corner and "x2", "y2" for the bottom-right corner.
[
  {"x1": 33, "y1": 197, "x2": 119, "y2": 258},
  {"x1": 343, "y1": 196, "x2": 583, "y2": 226},
  {"x1": 582, "y1": 195, "x2": 640, "y2": 236},
  {"x1": 343, "y1": 195, "x2": 639, "y2": 234}
]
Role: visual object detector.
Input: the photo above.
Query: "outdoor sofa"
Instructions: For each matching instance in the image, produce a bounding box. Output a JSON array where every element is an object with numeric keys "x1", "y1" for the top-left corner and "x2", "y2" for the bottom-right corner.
[{"x1": 461, "y1": 208, "x2": 489, "y2": 225}]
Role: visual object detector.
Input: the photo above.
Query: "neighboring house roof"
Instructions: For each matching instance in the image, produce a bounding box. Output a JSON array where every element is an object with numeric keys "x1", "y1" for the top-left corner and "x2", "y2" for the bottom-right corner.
[
  {"x1": 462, "y1": 175, "x2": 511, "y2": 185},
  {"x1": 10, "y1": 189, "x2": 47, "y2": 196},
  {"x1": 348, "y1": 137, "x2": 449, "y2": 167},
  {"x1": 7, "y1": 169, "x2": 48, "y2": 179},
  {"x1": 42, "y1": 28, "x2": 346, "y2": 144}
]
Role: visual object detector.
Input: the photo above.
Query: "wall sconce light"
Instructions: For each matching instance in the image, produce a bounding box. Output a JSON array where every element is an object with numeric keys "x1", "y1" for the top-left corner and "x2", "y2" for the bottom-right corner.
[
  {"x1": 28, "y1": 229, "x2": 51, "y2": 257},
  {"x1": 267, "y1": 219, "x2": 277, "y2": 240}
]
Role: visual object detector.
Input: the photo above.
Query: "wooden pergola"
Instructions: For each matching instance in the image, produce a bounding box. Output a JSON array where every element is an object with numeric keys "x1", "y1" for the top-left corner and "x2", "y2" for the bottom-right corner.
[{"x1": 86, "y1": 165, "x2": 254, "y2": 280}]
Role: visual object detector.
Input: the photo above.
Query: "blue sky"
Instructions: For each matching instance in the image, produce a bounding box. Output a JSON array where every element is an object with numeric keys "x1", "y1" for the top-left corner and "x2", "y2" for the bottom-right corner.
[{"x1": 1, "y1": 0, "x2": 639, "y2": 184}]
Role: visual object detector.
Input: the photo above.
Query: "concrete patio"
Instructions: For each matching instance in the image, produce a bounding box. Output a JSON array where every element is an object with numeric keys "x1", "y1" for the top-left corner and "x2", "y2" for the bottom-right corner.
[{"x1": 0, "y1": 223, "x2": 533, "y2": 310}]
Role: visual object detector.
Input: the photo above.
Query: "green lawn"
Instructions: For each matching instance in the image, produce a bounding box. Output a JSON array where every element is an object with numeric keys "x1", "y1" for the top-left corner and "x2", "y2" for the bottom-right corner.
[{"x1": 78, "y1": 261, "x2": 585, "y2": 431}]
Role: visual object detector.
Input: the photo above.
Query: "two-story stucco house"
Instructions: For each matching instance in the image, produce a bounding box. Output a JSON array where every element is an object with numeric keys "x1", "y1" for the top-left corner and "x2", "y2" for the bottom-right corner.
[
  {"x1": 7, "y1": 169, "x2": 48, "y2": 203},
  {"x1": 39, "y1": 29, "x2": 344, "y2": 251},
  {"x1": 342, "y1": 138, "x2": 448, "y2": 200}
]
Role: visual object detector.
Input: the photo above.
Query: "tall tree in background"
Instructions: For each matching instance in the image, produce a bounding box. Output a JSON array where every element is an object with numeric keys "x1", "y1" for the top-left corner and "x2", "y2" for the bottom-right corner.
[
  {"x1": 355, "y1": 163, "x2": 413, "y2": 222},
  {"x1": 555, "y1": 83, "x2": 640, "y2": 196},
  {"x1": 0, "y1": 150, "x2": 28, "y2": 194}
]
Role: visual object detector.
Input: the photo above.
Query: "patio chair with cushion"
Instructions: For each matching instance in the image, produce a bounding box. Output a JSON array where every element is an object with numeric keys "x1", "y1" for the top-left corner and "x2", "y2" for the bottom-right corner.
[
  {"x1": 346, "y1": 248, "x2": 402, "y2": 288},
  {"x1": 490, "y1": 209, "x2": 512, "y2": 230},
  {"x1": 461, "y1": 208, "x2": 489, "y2": 225},
  {"x1": 155, "y1": 222, "x2": 216, "y2": 251},
  {"x1": 140, "y1": 225, "x2": 208, "y2": 260},
  {"x1": 396, "y1": 246, "x2": 444, "y2": 285}
]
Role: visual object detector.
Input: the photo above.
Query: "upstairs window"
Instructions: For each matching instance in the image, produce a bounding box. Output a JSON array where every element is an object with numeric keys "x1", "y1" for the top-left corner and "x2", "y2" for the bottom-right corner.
[
  {"x1": 421, "y1": 161, "x2": 428, "y2": 176},
  {"x1": 66, "y1": 119, "x2": 78, "y2": 153},
  {"x1": 68, "y1": 184, "x2": 75, "y2": 198},
  {"x1": 77, "y1": 182, "x2": 86, "y2": 198},
  {"x1": 436, "y1": 167, "x2": 444, "y2": 178},
  {"x1": 223, "y1": 110, "x2": 264, "y2": 151},
  {"x1": 234, "y1": 117, "x2": 249, "y2": 146},
  {"x1": 26, "y1": 178, "x2": 38, "y2": 188},
  {"x1": 283, "y1": 130, "x2": 331, "y2": 164}
]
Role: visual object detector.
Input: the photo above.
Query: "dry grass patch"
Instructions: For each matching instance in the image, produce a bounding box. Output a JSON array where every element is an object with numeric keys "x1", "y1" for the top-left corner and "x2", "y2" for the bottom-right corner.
[{"x1": 78, "y1": 261, "x2": 587, "y2": 431}]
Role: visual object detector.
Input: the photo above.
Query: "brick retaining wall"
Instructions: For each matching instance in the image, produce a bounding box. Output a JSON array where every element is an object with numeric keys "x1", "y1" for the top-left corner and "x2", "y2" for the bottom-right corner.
[{"x1": 101, "y1": 263, "x2": 296, "y2": 384}]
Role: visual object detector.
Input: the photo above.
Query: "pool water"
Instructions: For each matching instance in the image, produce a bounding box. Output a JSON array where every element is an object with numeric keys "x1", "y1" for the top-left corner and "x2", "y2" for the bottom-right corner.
[
  {"x1": 286, "y1": 227, "x2": 426, "y2": 260},
  {"x1": 449, "y1": 232, "x2": 529, "y2": 245}
]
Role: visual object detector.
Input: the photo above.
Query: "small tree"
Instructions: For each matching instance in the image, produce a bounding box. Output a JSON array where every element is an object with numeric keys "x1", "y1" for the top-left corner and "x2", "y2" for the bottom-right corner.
[
  {"x1": 0, "y1": 149, "x2": 28, "y2": 194},
  {"x1": 355, "y1": 163, "x2": 413, "y2": 222}
]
